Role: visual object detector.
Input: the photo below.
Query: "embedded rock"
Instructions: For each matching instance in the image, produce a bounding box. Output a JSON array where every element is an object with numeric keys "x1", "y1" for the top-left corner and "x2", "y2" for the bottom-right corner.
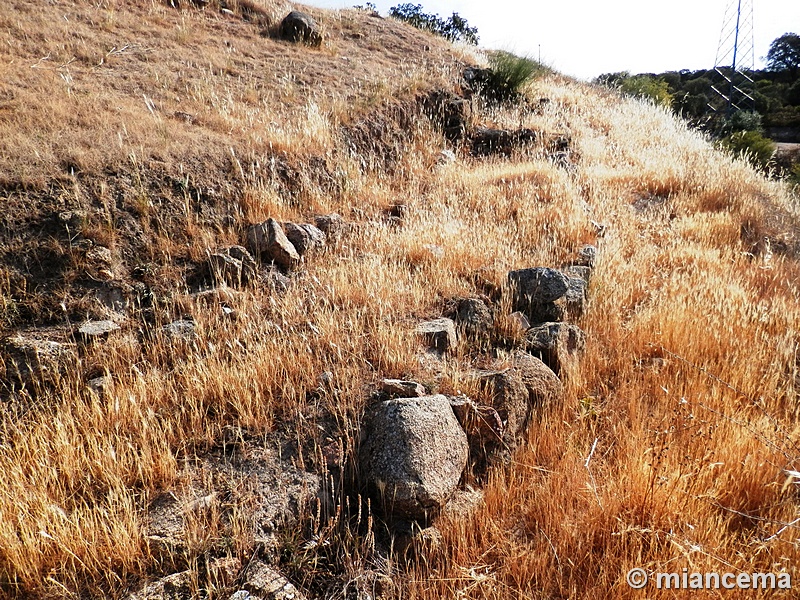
[
  {"x1": 78, "y1": 320, "x2": 120, "y2": 341},
  {"x1": 381, "y1": 378, "x2": 426, "y2": 397},
  {"x1": 283, "y1": 222, "x2": 326, "y2": 256},
  {"x1": 360, "y1": 394, "x2": 468, "y2": 521},
  {"x1": 512, "y1": 352, "x2": 563, "y2": 408},
  {"x1": 241, "y1": 561, "x2": 307, "y2": 600},
  {"x1": 416, "y1": 318, "x2": 457, "y2": 353},
  {"x1": 525, "y1": 322, "x2": 585, "y2": 374},
  {"x1": 508, "y1": 267, "x2": 569, "y2": 306},
  {"x1": 314, "y1": 213, "x2": 346, "y2": 242},
  {"x1": 246, "y1": 219, "x2": 300, "y2": 271},
  {"x1": 454, "y1": 297, "x2": 493, "y2": 343}
]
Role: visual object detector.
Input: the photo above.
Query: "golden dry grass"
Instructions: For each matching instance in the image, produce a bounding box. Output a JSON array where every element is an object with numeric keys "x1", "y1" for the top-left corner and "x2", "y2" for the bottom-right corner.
[{"x1": 1, "y1": 1, "x2": 800, "y2": 599}]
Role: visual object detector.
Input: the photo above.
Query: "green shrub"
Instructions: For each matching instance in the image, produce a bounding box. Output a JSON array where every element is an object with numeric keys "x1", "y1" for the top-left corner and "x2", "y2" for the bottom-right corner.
[
  {"x1": 479, "y1": 50, "x2": 545, "y2": 104},
  {"x1": 619, "y1": 75, "x2": 673, "y2": 108},
  {"x1": 720, "y1": 130, "x2": 776, "y2": 168}
]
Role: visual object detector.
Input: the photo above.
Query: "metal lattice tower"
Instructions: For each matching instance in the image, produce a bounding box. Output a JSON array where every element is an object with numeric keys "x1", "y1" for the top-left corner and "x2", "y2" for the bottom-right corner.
[{"x1": 711, "y1": 0, "x2": 756, "y2": 116}]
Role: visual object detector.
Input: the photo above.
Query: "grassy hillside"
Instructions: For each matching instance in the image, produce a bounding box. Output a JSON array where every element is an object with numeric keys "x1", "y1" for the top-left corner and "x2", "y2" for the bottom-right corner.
[{"x1": 1, "y1": 1, "x2": 800, "y2": 598}]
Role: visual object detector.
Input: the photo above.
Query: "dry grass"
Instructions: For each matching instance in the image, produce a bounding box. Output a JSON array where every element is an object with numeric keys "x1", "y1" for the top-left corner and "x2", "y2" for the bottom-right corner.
[{"x1": 1, "y1": 1, "x2": 800, "y2": 598}]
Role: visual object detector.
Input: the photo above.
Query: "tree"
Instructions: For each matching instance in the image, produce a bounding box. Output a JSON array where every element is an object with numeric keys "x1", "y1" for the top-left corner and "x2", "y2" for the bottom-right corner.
[
  {"x1": 389, "y1": 4, "x2": 478, "y2": 45},
  {"x1": 766, "y1": 33, "x2": 800, "y2": 79}
]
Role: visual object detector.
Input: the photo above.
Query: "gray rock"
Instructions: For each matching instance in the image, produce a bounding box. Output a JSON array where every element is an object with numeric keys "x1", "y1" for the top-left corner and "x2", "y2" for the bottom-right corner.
[
  {"x1": 508, "y1": 267, "x2": 569, "y2": 307},
  {"x1": 209, "y1": 252, "x2": 246, "y2": 287},
  {"x1": 279, "y1": 10, "x2": 322, "y2": 47},
  {"x1": 283, "y1": 222, "x2": 326, "y2": 256},
  {"x1": 525, "y1": 322, "x2": 585, "y2": 374},
  {"x1": 454, "y1": 298, "x2": 493, "y2": 343},
  {"x1": 394, "y1": 524, "x2": 444, "y2": 558},
  {"x1": 78, "y1": 320, "x2": 120, "y2": 340},
  {"x1": 449, "y1": 395, "x2": 504, "y2": 447},
  {"x1": 512, "y1": 352, "x2": 563, "y2": 409},
  {"x1": 360, "y1": 395, "x2": 468, "y2": 521},
  {"x1": 162, "y1": 320, "x2": 197, "y2": 341},
  {"x1": 475, "y1": 369, "x2": 530, "y2": 447},
  {"x1": 508, "y1": 311, "x2": 531, "y2": 332},
  {"x1": 381, "y1": 378, "x2": 426, "y2": 397},
  {"x1": 577, "y1": 244, "x2": 597, "y2": 267},
  {"x1": 243, "y1": 561, "x2": 306, "y2": 600},
  {"x1": 246, "y1": 219, "x2": 300, "y2": 271},
  {"x1": 438, "y1": 149, "x2": 457, "y2": 165},
  {"x1": 125, "y1": 570, "x2": 192, "y2": 600},
  {"x1": 416, "y1": 318, "x2": 457, "y2": 353},
  {"x1": 58, "y1": 210, "x2": 87, "y2": 230},
  {"x1": 564, "y1": 276, "x2": 587, "y2": 319},
  {"x1": 262, "y1": 268, "x2": 291, "y2": 293},
  {"x1": 442, "y1": 486, "x2": 484, "y2": 519},
  {"x1": 313, "y1": 213, "x2": 346, "y2": 242},
  {"x1": 209, "y1": 245, "x2": 257, "y2": 287}
]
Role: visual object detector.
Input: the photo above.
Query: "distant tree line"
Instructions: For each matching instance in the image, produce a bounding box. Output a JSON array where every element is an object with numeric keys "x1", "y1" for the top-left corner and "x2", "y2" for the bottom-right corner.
[{"x1": 595, "y1": 33, "x2": 800, "y2": 135}]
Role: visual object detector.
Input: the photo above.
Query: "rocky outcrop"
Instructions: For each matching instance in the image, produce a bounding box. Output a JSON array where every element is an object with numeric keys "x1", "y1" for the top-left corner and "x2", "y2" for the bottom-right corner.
[{"x1": 360, "y1": 395, "x2": 468, "y2": 521}]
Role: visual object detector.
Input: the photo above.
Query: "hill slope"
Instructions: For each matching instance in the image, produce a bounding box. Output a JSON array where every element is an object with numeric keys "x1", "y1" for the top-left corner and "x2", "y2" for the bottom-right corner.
[{"x1": 1, "y1": 1, "x2": 800, "y2": 598}]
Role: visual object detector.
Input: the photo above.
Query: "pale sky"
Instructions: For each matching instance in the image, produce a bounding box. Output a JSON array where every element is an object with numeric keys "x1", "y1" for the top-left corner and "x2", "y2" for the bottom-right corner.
[{"x1": 308, "y1": 0, "x2": 800, "y2": 80}]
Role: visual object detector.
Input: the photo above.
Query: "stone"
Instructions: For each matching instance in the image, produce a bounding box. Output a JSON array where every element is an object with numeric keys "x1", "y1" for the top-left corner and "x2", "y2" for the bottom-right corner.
[
  {"x1": 422, "y1": 89, "x2": 470, "y2": 143},
  {"x1": 360, "y1": 395, "x2": 468, "y2": 521},
  {"x1": 246, "y1": 219, "x2": 300, "y2": 271},
  {"x1": 162, "y1": 319, "x2": 197, "y2": 341},
  {"x1": 474, "y1": 369, "x2": 530, "y2": 447},
  {"x1": 449, "y1": 396, "x2": 504, "y2": 448},
  {"x1": 564, "y1": 264, "x2": 592, "y2": 284},
  {"x1": 416, "y1": 318, "x2": 457, "y2": 353},
  {"x1": 262, "y1": 268, "x2": 291, "y2": 293},
  {"x1": 576, "y1": 244, "x2": 597, "y2": 268},
  {"x1": 58, "y1": 209, "x2": 87, "y2": 230},
  {"x1": 563, "y1": 276, "x2": 588, "y2": 319},
  {"x1": 508, "y1": 267, "x2": 570, "y2": 307},
  {"x1": 87, "y1": 375, "x2": 112, "y2": 396},
  {"x1": 508, "y1": 311, "x2": 531, "y2": 332},
  {"x1": 394, "y1": 524, "x2": 444, "y2": 558},
  {"x1": 283, "y1": 222, "x2": 326, "y2": 256},
  {"x1": 525, "y1": 322, "x2": 585, "y2": 374},
  {"x1": 125, "y1": 570, "x2": 192, "y2": 600},
  {"x1": 381, "y1": 378, "x2": 426, "y2": 397},
  {"x1": 209, "y1": 245, "x2": 257, "y2": 287},
  {"x1": 279, "y1": 11, "x2": 322, "y2": 47},
  {"x1": 512, "y1": 352, "x2": 563, "y2": 409},
  {"x1": 78, "y1": 320, "x2": 120, "y2": 341},
  {"x1": 470, "y1": 127, "x2": 537, "y2": 157},
  {"x1": 2, "y1": 333, "x2": 74, "y2": 389},
  {"x1": 313, "y1": 213, "x2": 346, "y2": 242},
  {"x1": 454, "y1": 298, "x2": 493, "y2": 343},
  {"x1": 209, "y1": 252, "x2": 245, "y2": 287},
  {"x1": 243, "y1": 561, "x2": 306, "y2": 600},
  {"x1": 443, "y1": 486, "x2": 484, "y2": 519},
  {"x1": 438, "y1": 149, "x2": 457, "y2": 165}
]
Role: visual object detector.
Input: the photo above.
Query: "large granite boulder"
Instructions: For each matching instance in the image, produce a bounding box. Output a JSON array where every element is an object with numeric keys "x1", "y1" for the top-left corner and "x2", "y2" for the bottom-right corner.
[{"x1": 360, "y1": 395, "x2": 468, "y2": 521}]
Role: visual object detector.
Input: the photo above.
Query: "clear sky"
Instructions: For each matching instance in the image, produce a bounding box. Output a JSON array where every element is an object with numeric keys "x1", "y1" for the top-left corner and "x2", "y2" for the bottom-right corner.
[{"x1": 307, "y1": 0, "x2": 800, "y2": 80}]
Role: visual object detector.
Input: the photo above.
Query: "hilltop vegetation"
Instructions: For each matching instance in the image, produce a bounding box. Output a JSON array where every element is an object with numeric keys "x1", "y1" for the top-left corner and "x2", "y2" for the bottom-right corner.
[{"x1": 0, "y1": 1, "x2": 800, "y2": 599}]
